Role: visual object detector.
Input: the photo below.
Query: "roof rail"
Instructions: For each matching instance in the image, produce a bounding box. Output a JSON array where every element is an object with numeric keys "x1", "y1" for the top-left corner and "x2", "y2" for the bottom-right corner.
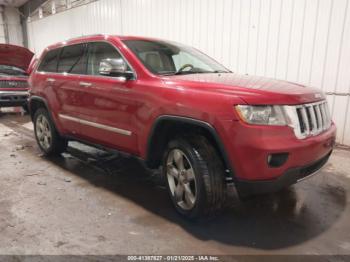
[{"x1": 66, "y1": 34, "x2": 108, "y2": 42}]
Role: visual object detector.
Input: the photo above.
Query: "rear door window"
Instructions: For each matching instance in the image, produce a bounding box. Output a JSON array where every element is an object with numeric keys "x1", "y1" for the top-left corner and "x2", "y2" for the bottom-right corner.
[
  {"x1": 38, "y1": 48, "x2": 61, "y2": 72},
  {"x1": 57, "y1": 43, "x2": 87, "y2": 74}
]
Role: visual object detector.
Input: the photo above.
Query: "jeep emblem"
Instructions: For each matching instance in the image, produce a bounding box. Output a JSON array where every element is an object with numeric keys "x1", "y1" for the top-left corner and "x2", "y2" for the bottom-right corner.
[{"x1": 315, "y1": 93, "x2": 322, "y2": 99}]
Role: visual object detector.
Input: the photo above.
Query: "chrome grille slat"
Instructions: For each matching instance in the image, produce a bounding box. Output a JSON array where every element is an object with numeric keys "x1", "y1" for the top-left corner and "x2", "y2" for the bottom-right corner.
[
  {"x1": 325, "y1": 103, "x2": 331, "y2": 128},
  {"x1": 285, "y1": 100, "x2": 331, "y2": 139},
  {"x1": 308, "y1": 106, "x2": 317, "y2": 134},
  {"x1": 319, "y1": 104, "x2": 325, "y2": 129},
  {"x1": 314, "y1": 105, "x2": 322, "y2": 131},
  {"x1": 300, "y1": 107, "x2": 310, "y2": 135},
  {"x1": 0, "y1": 80, "x2": 28, "y2": 89},
  {"x1": 320, "y1": 103, "x2": 327, "y2": 130}
]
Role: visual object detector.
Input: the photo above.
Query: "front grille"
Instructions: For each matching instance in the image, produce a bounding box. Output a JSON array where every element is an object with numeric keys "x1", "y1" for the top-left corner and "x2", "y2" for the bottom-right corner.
[
  {"x1": 285, "y1": 100, "x2": 332, "y2": 139},
  {"x1": 0, "y1": 94, "x2": 28, "y2": 102},
  {"x1": 0, "y1": 80, "x2": 28, "y2": 89}
]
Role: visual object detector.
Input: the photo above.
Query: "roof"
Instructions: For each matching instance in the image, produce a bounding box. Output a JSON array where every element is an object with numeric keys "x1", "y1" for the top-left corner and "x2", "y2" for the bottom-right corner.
[{"x1": 44, "y1": 34, "x2": 165, "y2": 51}]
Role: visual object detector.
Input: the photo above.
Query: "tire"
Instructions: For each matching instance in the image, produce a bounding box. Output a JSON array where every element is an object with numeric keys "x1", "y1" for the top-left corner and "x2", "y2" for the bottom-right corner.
[
  {"x1": 33, "y1": 108, "x2": 67, "y2": 156},
  {"x1": 163, "y1": 136, "x2": 227, "y2": 220}
]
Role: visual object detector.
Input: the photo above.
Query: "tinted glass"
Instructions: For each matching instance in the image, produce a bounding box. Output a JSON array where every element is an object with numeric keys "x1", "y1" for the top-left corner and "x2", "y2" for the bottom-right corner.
[
  {"x1": 57, "y1": 44, "x2": 87, "y2": 74},
  {"x1": 123, "y1": 40, "x2": 229, "y2": 75},
  {"x1": 38, "y1": 48, "x2": 61, "y2": 72},
  {"x1": 0, "y1": 65, "x2": 27, "y2": 76},
  {"x1": 87, "y1": 42, "x2": 123, "y2": 75}
]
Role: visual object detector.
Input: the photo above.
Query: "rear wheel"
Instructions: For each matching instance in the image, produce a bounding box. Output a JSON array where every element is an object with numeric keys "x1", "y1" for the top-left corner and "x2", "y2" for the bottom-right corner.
[
  {"x1": 34, "y1": 108, "x2": 67, "y2": 156},
  {"x1": 163, "y1": 136, "x2": 227, "y2": 220}
]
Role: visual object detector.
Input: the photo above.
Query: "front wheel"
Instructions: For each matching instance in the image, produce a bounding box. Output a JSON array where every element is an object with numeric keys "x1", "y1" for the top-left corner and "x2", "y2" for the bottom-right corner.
[
  {"x1": 163, "y1": 136, "x2": 227, "y2": 220},
  {"x1": 34, "y1": 108, "x2": 67, "y2": 156}
]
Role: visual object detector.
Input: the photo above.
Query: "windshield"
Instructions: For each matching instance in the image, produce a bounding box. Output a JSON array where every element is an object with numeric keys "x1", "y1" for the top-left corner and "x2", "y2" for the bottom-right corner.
[
  {"x1": 0, "y1": 65, "x2": 27, "y2": 77},
  {"x1": 123, "y1": 40, "x2": 230, "y2": 75}
]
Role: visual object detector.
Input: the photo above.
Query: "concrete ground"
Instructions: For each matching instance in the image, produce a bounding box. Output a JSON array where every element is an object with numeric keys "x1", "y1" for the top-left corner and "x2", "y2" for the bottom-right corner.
[{"x1": 0, "y1": 112, "x2": 350, "y2": 256}]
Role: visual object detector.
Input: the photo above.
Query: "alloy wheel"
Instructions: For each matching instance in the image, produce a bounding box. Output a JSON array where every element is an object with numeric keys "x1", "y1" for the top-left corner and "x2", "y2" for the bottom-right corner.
[
  {"x1": 36, "y1": 114, "x2": 52, "y2": 150},
  {"x1": 166, "y1": 149, "x2": 197, "y2": 210}
]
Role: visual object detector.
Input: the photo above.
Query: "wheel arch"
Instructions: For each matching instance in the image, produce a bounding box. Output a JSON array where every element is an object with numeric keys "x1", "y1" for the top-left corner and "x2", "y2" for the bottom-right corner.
[
  {"x1": 29, "y1": 96, "x2": 50, "y2": 121},
  {"x1": 29, "y1": 96, "x2": 61, "y2": 135},
  {"x1": 145, "y1": 115, "x2": 236, "y2": 181}
]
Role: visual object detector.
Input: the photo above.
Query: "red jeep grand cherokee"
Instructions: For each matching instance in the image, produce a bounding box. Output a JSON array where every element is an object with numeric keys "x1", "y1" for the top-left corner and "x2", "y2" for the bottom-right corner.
[
  {"x1": 0, "y1": 44, "x2": 34, "y2": 111},
  {"x1": 28, "y1": 35, "x2": 336, "y2": 219}
]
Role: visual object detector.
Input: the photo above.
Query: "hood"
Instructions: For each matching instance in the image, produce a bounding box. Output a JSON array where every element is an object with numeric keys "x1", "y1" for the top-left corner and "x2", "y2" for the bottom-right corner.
[
  {"x1": 162, "y1": 73, "x2": 325, "y2": 105},
  {"x1": 0, "y1": 44, "x2": 34, "y2": 71}
]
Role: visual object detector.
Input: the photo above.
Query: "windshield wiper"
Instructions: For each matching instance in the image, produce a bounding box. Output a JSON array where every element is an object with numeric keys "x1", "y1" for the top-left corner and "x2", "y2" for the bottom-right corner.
[
  {"x1": 173, "y1": 70, "x2": 216, "y2": 75},
  {"x1": 161, "y1": 70, "x2": 230, "y2": 76},
  {"x1": 206, "y1": 70, "x2": 230, "y2": 73},
  {"x1": 174, "y1": 71, "x2": 198, "y2": 75}
]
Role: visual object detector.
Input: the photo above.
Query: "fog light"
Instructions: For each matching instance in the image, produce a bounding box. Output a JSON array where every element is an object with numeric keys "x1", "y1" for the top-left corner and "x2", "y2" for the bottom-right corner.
[{"x1": 267, "y1": 153, "x2": 289, "y2": 168}]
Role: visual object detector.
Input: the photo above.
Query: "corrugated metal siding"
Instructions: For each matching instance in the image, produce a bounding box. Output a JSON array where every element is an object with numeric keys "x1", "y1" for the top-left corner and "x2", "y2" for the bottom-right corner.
[
  {"x1": 27, "y1": 0, "x2": 350, "y2": 145},
  {"x1": 0, "y1": 12, "x2": 5, "y2": 43},
  {"x1": 8, "y1": 8, "x2": 23, "y2": 46},
  {"x1": 1, "y1": 7, "x2": 23, "y2": 45},
  {"x1": 27, "y1": 0, "x2": 122, "y2": 54}
]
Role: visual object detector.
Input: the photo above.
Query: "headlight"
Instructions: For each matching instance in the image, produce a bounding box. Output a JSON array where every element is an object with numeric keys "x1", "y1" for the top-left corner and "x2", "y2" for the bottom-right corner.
[{"x1": 235, "y1": 105, "x2": 287, "y2": 126}]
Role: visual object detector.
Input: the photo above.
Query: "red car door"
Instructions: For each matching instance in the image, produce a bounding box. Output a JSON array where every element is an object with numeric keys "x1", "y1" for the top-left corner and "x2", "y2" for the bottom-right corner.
[
  {"x1": 53, "y1": 43, "x2": 89, "y2": 137},
  {"x1": 77, "y1": 41, "x2": 139, "y2": 154},
  {"x1": 35, "y1": 44, "x2": 89, "y2": 137},
  {"x1": 33, "y1": 48, "x2": 77, "y2": 135}
]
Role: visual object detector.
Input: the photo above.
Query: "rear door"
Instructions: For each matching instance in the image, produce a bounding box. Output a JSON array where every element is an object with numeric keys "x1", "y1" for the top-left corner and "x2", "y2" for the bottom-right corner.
[
  {"x1": 35, "y1": 44, "x2": 88, "y2": 136},
  {"x1": 54, "y1": 43, "x2": 88, "y2": 137},
  {"x1": 33, "y1": 48, "x2": 78, "y2": 133}
]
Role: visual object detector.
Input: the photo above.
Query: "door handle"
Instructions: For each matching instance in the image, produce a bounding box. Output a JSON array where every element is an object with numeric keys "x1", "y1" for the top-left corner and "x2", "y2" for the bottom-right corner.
[
  {"x1": 79, "y1": 82, "x2": 92, "y2": 87},
  {"x1": 46, "y1": 78, "x2": 55, "y2": 83}
]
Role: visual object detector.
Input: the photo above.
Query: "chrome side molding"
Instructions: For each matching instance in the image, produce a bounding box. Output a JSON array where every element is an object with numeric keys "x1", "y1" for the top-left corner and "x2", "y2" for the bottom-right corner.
[{"x1": 58, "y1": 114, "x2": 132, "y2": 136}]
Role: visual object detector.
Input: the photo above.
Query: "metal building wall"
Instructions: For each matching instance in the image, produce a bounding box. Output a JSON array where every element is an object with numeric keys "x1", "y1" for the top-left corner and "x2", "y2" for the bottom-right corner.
[
  {"x1": 27, "y1": 0, "x2": 350, "y2": 145},
  {"x1": 0, "y1": 9, "x2": 6, "y2": 43},
  {"x1": 0, "y1": 7, "x2": 23, "y2": 45},
  {"x1": 27, "y1": 0, "x2": 122, "y2": 54}
]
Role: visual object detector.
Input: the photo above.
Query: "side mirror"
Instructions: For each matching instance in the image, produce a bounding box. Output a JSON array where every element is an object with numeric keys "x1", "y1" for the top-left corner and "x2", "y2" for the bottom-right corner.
[{"x1": 99, "y1": 58, "x2": 133, "y2": 79}]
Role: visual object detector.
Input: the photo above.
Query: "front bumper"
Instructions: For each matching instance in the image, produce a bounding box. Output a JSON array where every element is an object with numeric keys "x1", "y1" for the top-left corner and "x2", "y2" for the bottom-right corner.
[
  {"x1": 236, "y1": 151, "x2": 332, "y2": 197},
  {"x1": 218, "y1": 119, "x2": 336, "y2": 181},
  {"x1": 0, "y1": 90, "x2": 29, "y2": 107}
]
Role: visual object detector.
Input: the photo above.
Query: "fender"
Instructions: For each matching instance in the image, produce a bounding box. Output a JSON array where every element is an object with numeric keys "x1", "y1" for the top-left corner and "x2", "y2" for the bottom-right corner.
[
  {"x1": 28, "y1": 96, "x2": 60, "y2": 133},
  {"x1": 28, "y1": 96, "x2": 50, "y2": 120},
  {"x1": 145, "y1": 115, "x2": 236, "y2": 181}
]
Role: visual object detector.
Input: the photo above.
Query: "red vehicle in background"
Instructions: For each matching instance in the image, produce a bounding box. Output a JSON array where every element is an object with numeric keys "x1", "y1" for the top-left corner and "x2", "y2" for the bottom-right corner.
[
  {"x1": 0, "y1": 44, "x2": 34, "y2": 111},
  {"x1": 28, "y1": 35, "x2": 336, "y2": 219}
]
